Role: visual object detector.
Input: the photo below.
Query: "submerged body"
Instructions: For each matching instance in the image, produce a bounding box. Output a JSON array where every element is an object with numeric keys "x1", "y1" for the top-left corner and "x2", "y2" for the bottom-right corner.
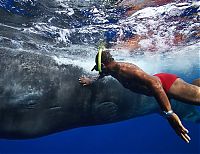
[{"x1": 0, "y1": 50, "x2": 200, "y2": 139}]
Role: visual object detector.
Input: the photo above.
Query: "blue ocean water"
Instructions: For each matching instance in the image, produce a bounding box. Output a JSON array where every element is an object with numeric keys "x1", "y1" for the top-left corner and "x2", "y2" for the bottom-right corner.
[
  {"x1": 0, "y1": 116, "x2": 199, "y2": 154},
  {"x1": 0, "y1": 117, "x2": 199, "y2": 154},
  {"x1": 0, "y1": 0, "x2": 199, "y2": 153}
]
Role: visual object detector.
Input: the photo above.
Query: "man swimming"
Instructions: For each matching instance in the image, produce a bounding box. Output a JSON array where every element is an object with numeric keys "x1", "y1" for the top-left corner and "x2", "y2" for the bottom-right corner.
[{"x1": 79, "y1": 49, "x2": 200, "y2": 143}]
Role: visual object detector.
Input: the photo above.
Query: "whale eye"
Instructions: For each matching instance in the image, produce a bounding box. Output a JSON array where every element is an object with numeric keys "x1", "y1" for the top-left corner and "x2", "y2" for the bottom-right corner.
[{"x1": 93, "y1": 101, "x2": 118, "y2": 122}]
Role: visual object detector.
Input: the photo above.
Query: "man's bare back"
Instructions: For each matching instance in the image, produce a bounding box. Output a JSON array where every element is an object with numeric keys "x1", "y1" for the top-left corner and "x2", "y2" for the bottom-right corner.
[{"x1": 105, "y1": 62, "x2": 154, "y2": 96}]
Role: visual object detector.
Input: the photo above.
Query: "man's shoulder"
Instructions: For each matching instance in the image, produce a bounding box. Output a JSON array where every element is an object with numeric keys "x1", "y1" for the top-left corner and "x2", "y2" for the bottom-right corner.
[{"x1": 118, "y1": 62, "x2": 140, "y2": 70}]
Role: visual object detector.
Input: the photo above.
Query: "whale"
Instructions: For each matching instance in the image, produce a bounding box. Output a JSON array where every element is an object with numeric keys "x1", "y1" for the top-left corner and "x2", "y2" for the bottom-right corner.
[{"x1": 0, "y1": 49, "x2": 199, "y2": 139}]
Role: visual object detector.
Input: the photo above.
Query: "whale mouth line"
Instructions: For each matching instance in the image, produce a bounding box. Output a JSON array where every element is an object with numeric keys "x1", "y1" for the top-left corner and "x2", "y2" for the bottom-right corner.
[{"x1": 49, "y1": 106, "x2": 62, "y2": 110}]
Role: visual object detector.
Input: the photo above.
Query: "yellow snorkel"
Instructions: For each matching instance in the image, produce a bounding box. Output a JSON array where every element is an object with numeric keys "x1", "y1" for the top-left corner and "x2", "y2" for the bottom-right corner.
[
  {"x1": 97, "y1": 44, "x2": 105, "y2": 73},
  {"x1": 91, "y1": 44, "x2": 106, "y2": 73},
  {"x1": 97, "y1": 48, "x2": 103, "y2": 73}
]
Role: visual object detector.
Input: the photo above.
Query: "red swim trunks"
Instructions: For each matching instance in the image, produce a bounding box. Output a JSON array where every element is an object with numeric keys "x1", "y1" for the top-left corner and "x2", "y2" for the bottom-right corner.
[{"x1": 153, "y1": 73, "x2": 178, "y2": 93}]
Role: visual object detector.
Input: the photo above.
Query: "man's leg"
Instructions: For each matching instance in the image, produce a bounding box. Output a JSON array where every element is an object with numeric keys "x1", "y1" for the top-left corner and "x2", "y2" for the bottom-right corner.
[{"x1": 168, "y1": 78, "x2": 200, "y2": 105}]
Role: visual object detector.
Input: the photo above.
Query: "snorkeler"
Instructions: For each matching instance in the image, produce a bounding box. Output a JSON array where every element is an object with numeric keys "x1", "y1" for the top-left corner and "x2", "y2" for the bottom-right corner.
[{"x1": 79, "y1": 49, "x2": 200, "y2": 143}]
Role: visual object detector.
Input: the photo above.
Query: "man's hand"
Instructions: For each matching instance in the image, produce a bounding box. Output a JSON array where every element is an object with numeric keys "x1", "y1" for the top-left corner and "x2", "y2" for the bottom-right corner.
[
  {"x1": 167, "y1": 113, "x2": 191, "y2": 143},
  {"x1": 79, "y1": 76, "x2": 93, "y2": 86}
]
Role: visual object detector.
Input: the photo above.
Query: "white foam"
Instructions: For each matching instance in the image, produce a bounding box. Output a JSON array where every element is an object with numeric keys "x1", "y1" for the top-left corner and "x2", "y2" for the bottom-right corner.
[
  {"x1": 116, "y1": 43, "x2": 200, "y2": 75},
  {"x1": 52, "y1": 45, "x2": 98, "y2": 74},
  {"x1": 23, "y1": 23, "x2": 71, "y2": 43},
  {"x1": 51, "y1": 42, "x2": 199, "y2": 78}
]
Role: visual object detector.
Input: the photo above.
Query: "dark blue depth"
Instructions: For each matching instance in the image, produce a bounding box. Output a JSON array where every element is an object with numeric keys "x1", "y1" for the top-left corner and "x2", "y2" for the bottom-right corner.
[{"x1": 0, "y1": 115, "x2": 199, "y2": 154}]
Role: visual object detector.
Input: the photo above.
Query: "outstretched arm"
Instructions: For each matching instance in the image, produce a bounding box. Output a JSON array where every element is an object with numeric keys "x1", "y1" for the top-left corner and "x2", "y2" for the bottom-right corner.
[
  {"x1": 142, "y1": 73, "x2": 190, "y2": 143},
  {"x1": 124, "y1": 67, "x2": 191, "y2": 143}
]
